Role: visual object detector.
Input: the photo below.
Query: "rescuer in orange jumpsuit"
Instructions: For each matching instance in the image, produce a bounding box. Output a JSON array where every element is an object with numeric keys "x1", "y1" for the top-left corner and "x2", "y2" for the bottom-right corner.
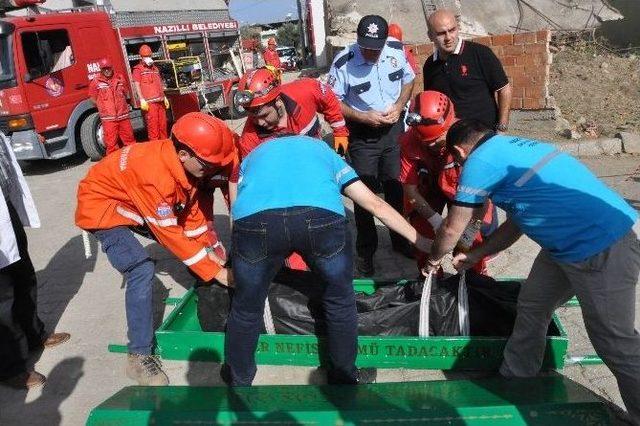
[
  {"x1": 233, "y1": 66, "x2": 350, "y2": 270},
  {"x1": 76, "y1": 113, "x2": 237, "y2": 386},
  {"x1": 88, "y1": 57, "x2": 136, "y2": 155},
  {"x1": 262, "y1": 37, "x2": 282, "y2": 69},
  {"x1": 132, "y1": 44, "x2": 169, "y2": 140},
  {"x1": 399, "y1": 91, "x2": 493, "y2": 274}
]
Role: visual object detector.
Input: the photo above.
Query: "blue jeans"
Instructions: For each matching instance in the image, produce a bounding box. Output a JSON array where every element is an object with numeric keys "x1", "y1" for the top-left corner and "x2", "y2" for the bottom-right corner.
[
  {"x1": 93, "y1": 227, "x2": 155, "y2": 355},
  {"x1": 226, "y1": 207, "x2": 357, "y2": 385}
]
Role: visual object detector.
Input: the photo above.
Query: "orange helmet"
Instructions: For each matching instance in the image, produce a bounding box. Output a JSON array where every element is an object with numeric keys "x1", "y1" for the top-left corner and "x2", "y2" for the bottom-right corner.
[
  {"x1": 388, "y1": 23, "x2": 403, "y2": 41},
  {"x1": 98, "y1": 57, "x2": 113, "y2": 69},
  {"x1": 406, "y1": 91, "x2": 456, "y2": 143},
  {"x1": 171, "y1": 112, "x2": 236, "y2": 167},
  {"x1": 234, "y1": 66, "x2": 281, "y2": 109},
  {"x1": 139, "y1": 44, "x2": 153, "y2": 57},
  {"x1": 267, "y1": 37, "x2": 277, "y2": 46}
]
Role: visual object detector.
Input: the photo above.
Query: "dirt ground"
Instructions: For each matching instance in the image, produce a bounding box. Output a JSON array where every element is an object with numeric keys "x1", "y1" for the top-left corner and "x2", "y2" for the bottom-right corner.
[{"x1": 549, "y1": 36, "x2": 640, "y2": 137}]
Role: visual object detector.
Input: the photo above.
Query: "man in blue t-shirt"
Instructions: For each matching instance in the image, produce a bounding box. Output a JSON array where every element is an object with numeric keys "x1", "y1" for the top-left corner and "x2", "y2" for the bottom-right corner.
[
  {"x1": 425, "y1": 119, "x2": 640, "y2": 423},
  {"x1": 224, "y1": 135, "x2": 431, "y2": 387}
]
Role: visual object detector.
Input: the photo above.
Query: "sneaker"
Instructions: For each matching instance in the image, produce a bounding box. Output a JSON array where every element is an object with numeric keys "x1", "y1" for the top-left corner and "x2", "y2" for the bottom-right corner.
[
  {"x1": 356, "y1": 256, "x2": 375, "y2": 277},
  {"x1": 126, "y1": 354, "x2": 169, "y2": 386},
  {"x1": 0, "y1": 371, "x2": 46, "y2": 389}
]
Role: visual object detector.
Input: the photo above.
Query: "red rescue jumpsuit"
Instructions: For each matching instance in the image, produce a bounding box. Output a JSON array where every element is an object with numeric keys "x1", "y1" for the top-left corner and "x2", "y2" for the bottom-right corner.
[
  {"x1": 399, "y1": 128, "x2": 492, "y2": 273},
  {"x1": 88, "y1": 73, "x2": 135, "y2": 155},
  {"x1": 237, "y1": 78, "x2": 349, "y2": 270},
  {"x1": 132, "y1": 62, "x2": 168, "y2": 140},
  {"x1": 263, "y1": 47, "x2": 282, "y2": 69}
]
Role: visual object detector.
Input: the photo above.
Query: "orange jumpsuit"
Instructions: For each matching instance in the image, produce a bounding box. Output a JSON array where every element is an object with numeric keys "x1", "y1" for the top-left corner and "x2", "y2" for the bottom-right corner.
[
  {"x1": 88, "y1": 73, "x2": 135, "y2": 155},
  {"x1": 76, "y1": 139, "x2": 228, "y2": 281},
  {"x1": 132, "y1": 62, "x2": 168, "y2": 140},
  {"x1": 263, "y1": 47, "x2": 282, "y2": 69},
  {"x1": 399, "y1": 128, "x2": 492, "y2": 273}
]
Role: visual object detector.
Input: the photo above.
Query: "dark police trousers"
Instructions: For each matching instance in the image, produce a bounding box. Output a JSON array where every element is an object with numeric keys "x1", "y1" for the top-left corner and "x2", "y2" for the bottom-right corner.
[
  {"x1": 0, "y1": 201, "x2": 45, "y2": 379},
  {"x1": 347, "y1": 119, "x2": 405, "y2": 259}
]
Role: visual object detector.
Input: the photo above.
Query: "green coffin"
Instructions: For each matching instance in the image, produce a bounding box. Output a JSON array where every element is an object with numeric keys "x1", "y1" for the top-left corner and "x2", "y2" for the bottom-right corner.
[
  {"x1": 86, "y1": 376, "x2": 610, "y2": 425},
  {"x1": 109, "y1": 278, "x2": 568, "y2": 371}
]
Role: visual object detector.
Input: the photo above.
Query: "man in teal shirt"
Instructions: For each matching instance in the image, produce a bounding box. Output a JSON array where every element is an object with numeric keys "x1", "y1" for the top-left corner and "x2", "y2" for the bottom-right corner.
[
  {"x1": 426, "y1": 119, "x2": 640, "y2": 423},
  {"x1": 224, "y1": 135, "x2": 431, "y2": 386}
]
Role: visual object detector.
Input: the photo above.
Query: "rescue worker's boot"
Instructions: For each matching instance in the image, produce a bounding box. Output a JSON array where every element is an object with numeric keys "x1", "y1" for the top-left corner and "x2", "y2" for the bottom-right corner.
[{"x1": 126, "y1": 354, "x2": 169, "y2": 386}]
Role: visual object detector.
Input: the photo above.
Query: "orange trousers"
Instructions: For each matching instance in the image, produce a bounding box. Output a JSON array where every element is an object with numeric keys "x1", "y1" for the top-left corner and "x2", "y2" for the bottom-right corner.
[
  {"x1": 103, "y1": 119, "x2": 135, "y2": 155},
  {"x1": 144, "y1": 102, "x2": 168, "y2": 140}
]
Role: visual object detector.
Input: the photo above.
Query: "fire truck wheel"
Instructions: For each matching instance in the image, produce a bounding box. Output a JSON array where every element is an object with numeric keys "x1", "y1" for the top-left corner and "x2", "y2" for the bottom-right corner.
[{"x1": 80, "y1": 112, "x2": 106, "y2": 161}]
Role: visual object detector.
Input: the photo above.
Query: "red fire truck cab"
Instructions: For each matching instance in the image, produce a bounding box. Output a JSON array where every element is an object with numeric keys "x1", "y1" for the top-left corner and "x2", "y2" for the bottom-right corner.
[{"x1": 0, "y1": 0, "x2": 242, "y2": 160}]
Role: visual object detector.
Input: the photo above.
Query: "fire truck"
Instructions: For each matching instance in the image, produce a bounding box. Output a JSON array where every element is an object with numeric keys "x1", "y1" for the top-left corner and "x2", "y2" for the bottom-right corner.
[{"x1": 0, "y1": 0, "x2": 244, "y2": 160}]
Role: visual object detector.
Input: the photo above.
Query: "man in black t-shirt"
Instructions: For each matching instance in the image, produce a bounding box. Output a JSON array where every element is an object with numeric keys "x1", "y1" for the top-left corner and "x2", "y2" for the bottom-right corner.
[{"x1": 423, "y1": 9, "x2": 512, "y2": 132}]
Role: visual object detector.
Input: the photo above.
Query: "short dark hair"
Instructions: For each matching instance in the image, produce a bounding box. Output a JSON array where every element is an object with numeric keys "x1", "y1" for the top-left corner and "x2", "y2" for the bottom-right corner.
[
  {"x1": 446, "y1": 119, "x2": 492, "y2": 150},
  {"x1": 171, "y1": 134, "x2": 196, "y2": 157}
]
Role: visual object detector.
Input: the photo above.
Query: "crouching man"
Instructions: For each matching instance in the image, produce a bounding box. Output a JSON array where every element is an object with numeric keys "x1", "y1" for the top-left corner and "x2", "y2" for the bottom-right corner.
[
  {"x1": 75, "y1": 113, "x2": 236, "y2": 385},
  {"x1": 426, "y1": 119, "x2": 640, "y2": 423},
  {"x1": 223, "y1": 135, "x2": 431, "y2": 386}
]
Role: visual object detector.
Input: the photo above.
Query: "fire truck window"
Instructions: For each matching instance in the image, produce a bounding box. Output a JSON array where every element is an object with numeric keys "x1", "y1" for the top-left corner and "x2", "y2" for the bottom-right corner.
[
  {"x1": 208, "y1": 36, "x2": 236, "y2": 76},
  {"x1": 0, "y1": 35, "x2": 13, "y2": 83},
  {"x1": 167, "y1": 36, "x2": 210, "y2": 82},
  {"x1": 21, "y1": 30, "x2": 73, "y2": 78}
]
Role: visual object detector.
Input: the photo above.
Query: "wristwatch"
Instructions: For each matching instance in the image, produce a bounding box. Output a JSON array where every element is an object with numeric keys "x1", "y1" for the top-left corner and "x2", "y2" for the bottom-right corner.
[{"x1": 495, "y1": 123, "x2": 508, "y2": 132}]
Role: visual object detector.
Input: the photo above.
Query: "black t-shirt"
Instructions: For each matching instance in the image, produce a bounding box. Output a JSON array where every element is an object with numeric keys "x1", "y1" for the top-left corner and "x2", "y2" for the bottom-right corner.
[{"x1": 423, "y1": 40, "x2": 509, "y2": 128}]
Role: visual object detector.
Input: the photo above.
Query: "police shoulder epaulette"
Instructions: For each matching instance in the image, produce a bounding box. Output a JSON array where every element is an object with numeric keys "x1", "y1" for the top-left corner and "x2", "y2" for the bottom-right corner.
[
  {"x1": 387, "y1": 40, "x2": 403, "y2": 50},
  {"x1": 334, "y1": 50, "x2": 355, "y2": 69}
]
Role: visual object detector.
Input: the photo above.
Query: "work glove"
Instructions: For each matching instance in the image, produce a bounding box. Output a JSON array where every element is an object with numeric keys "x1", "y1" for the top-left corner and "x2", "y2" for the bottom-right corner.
[
  {"x1": 164, "y1": 97, "x2": 170, "y2": 109},
  {"x1": 427, "y1": 212, "x2": 444, "y2": 230},
  {"x1": 140, "y1": 98, "x2": 149, "y2": 111},
  {"x1": 334, "y1": 136, "x2": 349, "y2": 156}
]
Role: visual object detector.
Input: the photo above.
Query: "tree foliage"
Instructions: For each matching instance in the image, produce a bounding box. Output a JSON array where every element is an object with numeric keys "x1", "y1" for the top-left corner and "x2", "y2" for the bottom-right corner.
[{"x1": 276, "y1": 22, "x2": 300, "y2": 48}]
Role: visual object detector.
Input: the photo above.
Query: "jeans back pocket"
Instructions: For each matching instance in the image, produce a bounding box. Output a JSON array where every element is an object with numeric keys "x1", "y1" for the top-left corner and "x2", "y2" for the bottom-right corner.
[
  {"x1": 233, "y1": 221, "x2": 268, "y2": 264},
  {"x1": 307, "y1": 215, "x2": 347, "y2": 259}
]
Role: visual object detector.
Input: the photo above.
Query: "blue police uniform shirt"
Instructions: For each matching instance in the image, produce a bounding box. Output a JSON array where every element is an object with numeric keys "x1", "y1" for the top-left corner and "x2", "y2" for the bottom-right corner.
[
  {"x1": 328, "y1": 38, "x2": 415, "y2": 112},
  {"x1": 454, "y1": 134, "x2": 638, "y2": 263},
  {"x1": 232, "y1": 136, "x2": 360, "y2": 220}
]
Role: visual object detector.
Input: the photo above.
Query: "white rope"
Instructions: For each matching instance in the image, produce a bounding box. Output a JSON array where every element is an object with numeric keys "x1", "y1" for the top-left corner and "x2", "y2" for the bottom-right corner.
[
  {"x1": 82, "y1": 230, "x2": 92, "y2": 259},
  {"x1": 263, "y1": 298, "x2": 276, "y2": 335},
  {"x1": 457, "y1": 270, "x2": 470, "y2": 335},
  {"x1": 418, "y1": 272, "x2": 433, "y2": 337}
]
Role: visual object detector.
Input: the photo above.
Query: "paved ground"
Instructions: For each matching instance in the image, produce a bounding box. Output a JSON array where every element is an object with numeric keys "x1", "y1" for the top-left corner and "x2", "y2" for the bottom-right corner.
[{"x1": 0, "y1": 133, "x2": 638, "y2": 424}]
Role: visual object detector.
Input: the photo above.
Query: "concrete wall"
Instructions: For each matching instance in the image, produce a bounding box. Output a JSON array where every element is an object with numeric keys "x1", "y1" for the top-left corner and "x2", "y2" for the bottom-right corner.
[{"x1": 410, "y1": 29, "x2": 552, "y2": 110}]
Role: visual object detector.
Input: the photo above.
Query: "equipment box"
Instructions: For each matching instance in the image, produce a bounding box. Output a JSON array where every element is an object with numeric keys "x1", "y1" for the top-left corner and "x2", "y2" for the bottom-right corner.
[{"x1": 111, "y1": 277, "x2": 569, "y2": 371}]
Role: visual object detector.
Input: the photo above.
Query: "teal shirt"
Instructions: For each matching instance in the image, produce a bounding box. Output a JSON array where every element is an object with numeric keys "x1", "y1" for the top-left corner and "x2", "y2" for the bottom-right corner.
[{"x1": 232, "y1": 136, "x2": 360, "y2": 220}]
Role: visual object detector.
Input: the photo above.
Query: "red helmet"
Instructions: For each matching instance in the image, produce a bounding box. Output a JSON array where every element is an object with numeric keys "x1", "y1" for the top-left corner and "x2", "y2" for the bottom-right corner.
[
  {"x1": 267, "y1": 37, "x2": 277, "y2": 46},
  {"x1": 171, "y1": 112, "x2": 236, "y2": 167},
  {"x1": 388, "y1": 23, "x2": 403, "y2": 41},
  {"x1": 406, "y1": 91, "x2": 456, "y2": 143},
  {"x1": 234, "y1": 66, "x2": 281, "y2": 109},
  {"x1": 139, "y1": 44, "x2": 152, "y2": 57},
  {"x1": 98, "y1": 57, "x2": 113, "y2": 69}
]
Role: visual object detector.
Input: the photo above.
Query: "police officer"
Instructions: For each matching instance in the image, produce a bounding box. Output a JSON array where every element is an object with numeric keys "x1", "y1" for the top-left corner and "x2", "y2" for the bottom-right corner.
[{"x1": 328, "y1": 15, "x2": 415, "y2": 276}]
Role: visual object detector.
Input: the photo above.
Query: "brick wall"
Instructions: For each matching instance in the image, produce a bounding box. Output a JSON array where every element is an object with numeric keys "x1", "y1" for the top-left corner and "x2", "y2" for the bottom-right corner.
[{"x1": 409, "y1": 29, "x2": 552, "y2": 110}]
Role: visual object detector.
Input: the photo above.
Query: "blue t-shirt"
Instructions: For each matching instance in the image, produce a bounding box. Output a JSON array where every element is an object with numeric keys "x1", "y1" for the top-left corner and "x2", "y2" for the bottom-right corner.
[
  {"x1": 454, "y1": 134, "x2": 638, "y2": 262},
  {"x1": 232, "y1": 136, "x2": 360, "y2": 220},
  {"x1": 328, "y1": 38, "x2": 415, "y2": 112}
]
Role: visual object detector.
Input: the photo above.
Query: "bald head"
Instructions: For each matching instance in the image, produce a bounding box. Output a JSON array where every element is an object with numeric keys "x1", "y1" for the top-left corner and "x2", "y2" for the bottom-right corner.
[{"x1": 427, "y1": 9, "x2": 459, "y2": 57}]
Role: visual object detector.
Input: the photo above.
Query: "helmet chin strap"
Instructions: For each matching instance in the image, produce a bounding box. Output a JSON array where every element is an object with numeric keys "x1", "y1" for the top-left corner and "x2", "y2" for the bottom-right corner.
[{"x1": 275, "y1": 99, "x2": 287, "y2": 127}]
